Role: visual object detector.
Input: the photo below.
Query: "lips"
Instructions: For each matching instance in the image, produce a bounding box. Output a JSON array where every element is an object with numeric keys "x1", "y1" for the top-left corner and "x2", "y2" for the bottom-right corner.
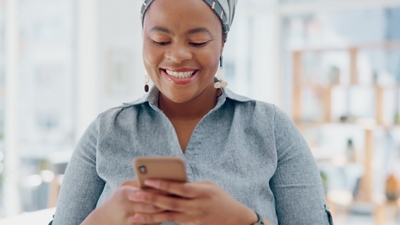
[
  {"x1": 165, "y1": 69, "x2": 196, "y2": 78},
  {"x1": 160, "y1": 68, "x2": 199, "y2": 85}
]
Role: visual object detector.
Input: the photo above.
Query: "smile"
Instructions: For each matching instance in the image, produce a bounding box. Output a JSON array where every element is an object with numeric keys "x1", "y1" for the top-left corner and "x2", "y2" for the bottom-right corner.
[
  {"x1": 165, "y1": 69, "x2": 196, "y2": 79},
  {"x1": 160, "y1": 68, "x2": 199, "y2": 85}
]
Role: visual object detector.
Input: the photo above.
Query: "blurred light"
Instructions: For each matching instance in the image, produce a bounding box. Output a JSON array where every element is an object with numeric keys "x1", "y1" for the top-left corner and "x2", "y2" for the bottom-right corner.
[
  {"x1": 58, "y1": 175, "x2": 64, "y2": 185},
  {"x1": 40, "y1": 170, "x2": 55, "y2": 183},
  {"x1": 0, "y1": 151, "x2": 4, "y2": 161},
  {"x1": 57, "y1": 174, "x2": 64, "y2": 185},
  {"x1": 23, "y1": 174, "x2": 43, "y2": 187},
  {"x1": 327, "y1": 189, "x2": 353, "y2": 206},
  {"x1": 331, "y1": 155, "x2": 347, "y2": 166}
]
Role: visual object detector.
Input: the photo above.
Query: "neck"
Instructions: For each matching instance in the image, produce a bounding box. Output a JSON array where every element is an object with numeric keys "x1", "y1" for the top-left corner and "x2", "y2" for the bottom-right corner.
[{"x1": 159, "y1": 85, "x2": 221, "y2": 121}]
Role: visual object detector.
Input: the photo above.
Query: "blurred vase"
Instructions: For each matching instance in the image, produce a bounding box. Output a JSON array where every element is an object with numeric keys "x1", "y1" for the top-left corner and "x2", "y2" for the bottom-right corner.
[
  {"x1": 394, "y1": 111, "x2": 400, "y2": 125},
  {"x1": 385, "y1": 174, "x2": 399, "y2": 201},
  {"x1": 346, "y1": 139, "x2": 356, "y2": 162}
]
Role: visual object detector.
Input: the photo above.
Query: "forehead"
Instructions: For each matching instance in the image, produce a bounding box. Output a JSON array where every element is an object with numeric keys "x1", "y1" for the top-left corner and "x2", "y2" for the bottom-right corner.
[{"x1": 143, "y1": 0, "x2": 222, "y2": 34}]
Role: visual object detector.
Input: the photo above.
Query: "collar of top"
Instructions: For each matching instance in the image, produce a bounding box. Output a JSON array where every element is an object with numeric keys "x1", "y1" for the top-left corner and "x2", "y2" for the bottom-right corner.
[
  {"x1": 140, "y1": 0, "x2": 231, "y2": 35},
  {"x1": 123, "y1": 85, "x2": 254, "y2": 113}
]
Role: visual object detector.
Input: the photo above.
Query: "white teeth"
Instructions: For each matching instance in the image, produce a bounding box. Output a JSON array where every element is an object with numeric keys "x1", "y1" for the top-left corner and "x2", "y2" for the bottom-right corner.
[{"x1": 166, "y1": 70, "x2": 195, "y2": 78}]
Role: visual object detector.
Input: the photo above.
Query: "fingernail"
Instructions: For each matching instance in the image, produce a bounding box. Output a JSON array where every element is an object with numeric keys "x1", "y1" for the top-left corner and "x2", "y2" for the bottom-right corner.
[
  {"x1": 130, "y1": 215, "x2": 144, "y2": 223},
  {"x1": 144, "y1": 179, "x2": 159, "y2": 187}
]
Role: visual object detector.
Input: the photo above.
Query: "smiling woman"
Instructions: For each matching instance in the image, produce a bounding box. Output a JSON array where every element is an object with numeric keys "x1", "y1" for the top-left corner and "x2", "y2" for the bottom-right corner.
[
  {"x1": 50, "y1": 0, "x2": 333, "y2": 225},
  {"x1": 142, "y1": 0, "x2": 223, "y2": 107}
]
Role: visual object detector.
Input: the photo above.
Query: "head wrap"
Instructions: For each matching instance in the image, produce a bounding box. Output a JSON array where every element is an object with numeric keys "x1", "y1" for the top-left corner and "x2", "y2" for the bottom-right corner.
[{"x1": 140, "y1": 0, "x2": 237, "y2": 36}]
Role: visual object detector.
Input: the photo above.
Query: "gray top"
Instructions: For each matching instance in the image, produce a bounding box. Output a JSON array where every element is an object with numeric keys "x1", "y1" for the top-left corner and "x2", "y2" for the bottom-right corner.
[{"x1": 52, "y1": 87, "x2": 333, "y2": 225}]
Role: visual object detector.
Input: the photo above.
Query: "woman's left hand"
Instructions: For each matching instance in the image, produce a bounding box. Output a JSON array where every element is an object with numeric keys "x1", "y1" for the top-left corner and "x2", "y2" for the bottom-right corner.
[{"x1": 128, "y1": 180, "x2": 258, "y2": 225}]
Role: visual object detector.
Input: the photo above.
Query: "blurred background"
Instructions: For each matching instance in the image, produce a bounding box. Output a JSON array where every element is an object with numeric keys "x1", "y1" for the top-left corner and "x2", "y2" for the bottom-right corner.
[{"x1": 0, "y1": 0, "x2": 400, "y2": 224}]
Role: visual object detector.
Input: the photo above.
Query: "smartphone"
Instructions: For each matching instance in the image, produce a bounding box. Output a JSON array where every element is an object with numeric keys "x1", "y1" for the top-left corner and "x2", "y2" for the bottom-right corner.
[{"x1": 133, "y1": 156, "x2": 188, "y2": 188}]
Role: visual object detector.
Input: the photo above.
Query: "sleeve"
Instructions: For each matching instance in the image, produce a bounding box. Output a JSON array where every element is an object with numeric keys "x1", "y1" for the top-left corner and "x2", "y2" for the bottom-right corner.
[
  {"x1": 51, "y1": 118, "x2": 106, "y2": 225},
  {"x1": 270, "y1": 106, "x2": 333, "y2": 225}
]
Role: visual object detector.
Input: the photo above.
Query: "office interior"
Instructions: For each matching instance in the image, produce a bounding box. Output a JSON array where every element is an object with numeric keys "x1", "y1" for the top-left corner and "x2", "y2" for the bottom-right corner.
[{"x1": 1, "y1": 0, "x2": 400, "y2": 224}]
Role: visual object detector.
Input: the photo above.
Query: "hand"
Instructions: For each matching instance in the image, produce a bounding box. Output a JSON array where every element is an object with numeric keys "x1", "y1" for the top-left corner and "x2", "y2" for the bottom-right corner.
[
  {"x1": 81, "y1": 180, "x2": 164, "y2": 225},
  {"x1": 128, "y1": 180, "x2": 259, "y2": 225}
]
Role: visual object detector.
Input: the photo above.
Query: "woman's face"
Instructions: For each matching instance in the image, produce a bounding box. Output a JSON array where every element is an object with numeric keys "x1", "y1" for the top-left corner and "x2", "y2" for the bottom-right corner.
[{"x1": 142, "y1": 0, "x2": 224, "y2": 103}]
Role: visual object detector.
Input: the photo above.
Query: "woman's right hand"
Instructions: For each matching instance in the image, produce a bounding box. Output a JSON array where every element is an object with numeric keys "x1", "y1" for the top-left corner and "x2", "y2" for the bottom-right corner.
[{"x1": 81, "y1": 180, "x2": 164, "y2": 225}]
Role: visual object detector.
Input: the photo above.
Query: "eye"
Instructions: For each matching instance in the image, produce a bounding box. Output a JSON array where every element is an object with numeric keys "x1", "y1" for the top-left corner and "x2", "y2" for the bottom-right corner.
[
  {"x1": 190, "y1": 41, "x2": 209, "y2": 47},
  {"x1": 152, "y1": 40, "x2": 170, "y2": 46}
]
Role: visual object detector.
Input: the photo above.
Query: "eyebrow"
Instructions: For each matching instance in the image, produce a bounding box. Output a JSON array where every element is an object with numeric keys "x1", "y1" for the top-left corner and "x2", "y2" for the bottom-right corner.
[
  {"x1": 150, "y1": 26, "x2": 173, "y2": 35},
  {"x1": 186, "y1": 27, "x2": 212, "y2": 36},
  {"x1": 149, "y1": 26, "x2": 212, "y2": 36}
]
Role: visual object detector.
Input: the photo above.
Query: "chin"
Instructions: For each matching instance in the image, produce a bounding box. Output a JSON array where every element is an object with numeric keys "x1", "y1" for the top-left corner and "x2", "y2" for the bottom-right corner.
[{"x1": 165, "y1": 92, "x2": 195, "y2": 104}]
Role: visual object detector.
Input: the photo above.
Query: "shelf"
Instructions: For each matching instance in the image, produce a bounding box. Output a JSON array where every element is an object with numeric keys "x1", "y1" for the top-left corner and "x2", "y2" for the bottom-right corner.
[
  {"x1": 292, "y1": 41, "x2": 400, "y2": 53},
  {"x1": 291, "y1": 42, "x2": 400, "y2": 217},
  {"x1": 315, "y1": 157, "x2": 364, "y2": 167},
  {"x1": 296, "y1": 121, "x2": 400, "y2": 130},
  {"x1": 296, "y1": 120, "x2": 376, "y2": 127},
  {"x1": 298, "y1": 83, "x2": 400, "y2": 89}
]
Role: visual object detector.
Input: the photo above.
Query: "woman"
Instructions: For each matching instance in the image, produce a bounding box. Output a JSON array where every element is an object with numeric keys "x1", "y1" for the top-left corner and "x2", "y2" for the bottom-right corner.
[{"x1": 51, "y1": 0, "x2": 333, "y2": 224}]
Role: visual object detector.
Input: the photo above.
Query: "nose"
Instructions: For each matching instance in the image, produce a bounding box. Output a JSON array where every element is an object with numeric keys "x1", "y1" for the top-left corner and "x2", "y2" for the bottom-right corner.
[{"x1": 164, "y1": 44, "x2": 192, "y2": 64}]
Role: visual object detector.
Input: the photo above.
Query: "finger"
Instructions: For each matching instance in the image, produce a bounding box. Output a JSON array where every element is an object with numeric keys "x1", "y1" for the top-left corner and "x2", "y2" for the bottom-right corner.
[
  {"x1": 129, "y1": 214, "x2": 161, "y2": 225},
  {"x1": 116, "y1": 185, "x2": 140, "y2": 203},
  {"x1": 121, "y1": 181, "x2": 165, "y2": 200},
  {"x1": 121, "y1": 180, "x2": 140, "y2": 188},
  {"x1": 128, "y1": 214, "x2": 161, "y2": 225},
  {"x1": 128, "y1": 188, "x2": 168, "y2": 203},
  {"x1": 130, "y1": 202, "x2": 164, "y2": 214},
  {"x1": 129, "y1": 191, "x2": 195, "y2": 213},
  {"x1": 129, "y1": 212, "x2": 184, "y2": 224},
  {"x1": 144, "y1": 180, "x2": 201, "y2": 198},
  {"x1": 123, "y1": 180, "x2": 168, "y2": 195},
  {"x1": 142, "y1": 188, "x2": 169, "y2": 195}
]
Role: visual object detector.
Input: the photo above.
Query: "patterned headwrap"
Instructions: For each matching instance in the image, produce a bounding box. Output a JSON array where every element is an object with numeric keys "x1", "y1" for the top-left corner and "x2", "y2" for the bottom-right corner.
[{"x1": 140, "y1": 0, "x2": 237, "y2": 38}]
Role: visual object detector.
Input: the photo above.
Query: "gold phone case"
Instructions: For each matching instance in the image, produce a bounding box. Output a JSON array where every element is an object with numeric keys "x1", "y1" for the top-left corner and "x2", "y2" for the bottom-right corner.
[{"x1": 133, "y1": 156, "x2": 188, "y2": 188}]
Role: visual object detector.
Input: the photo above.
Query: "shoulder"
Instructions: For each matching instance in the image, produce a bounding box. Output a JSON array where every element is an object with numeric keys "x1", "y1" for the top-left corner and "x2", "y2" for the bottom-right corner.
[
  {"x1": 224, "y1": 88, "x2": 298, "y2": 136},
  {"x1": 94, "y1": 95, "x2": 152, "y2": 131},
  {"x1": 224, "y1": 88, "x2": 282, "y2": 122},
  {"x1": 96, "y1": 87, "x2": 160, "y2": 125}
]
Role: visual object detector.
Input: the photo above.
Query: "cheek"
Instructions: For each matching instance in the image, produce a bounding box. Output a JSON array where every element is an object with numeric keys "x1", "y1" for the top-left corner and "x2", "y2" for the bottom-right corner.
[
  {"x1": 142, "y1": 41, "x2": 163, "y2": 70},
  {"x1": 199, "y1": 50, "x2": 220, "y2": 73}
]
